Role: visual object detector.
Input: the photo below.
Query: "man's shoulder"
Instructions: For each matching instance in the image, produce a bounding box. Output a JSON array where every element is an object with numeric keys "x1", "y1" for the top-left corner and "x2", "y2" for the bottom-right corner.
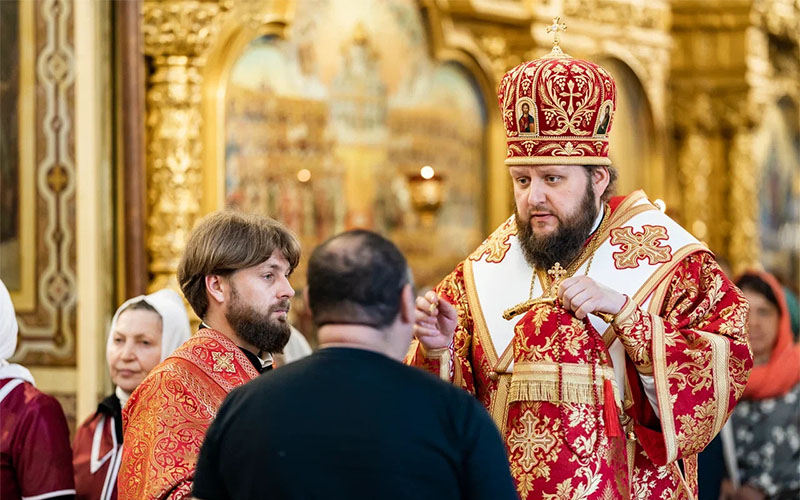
[{"x1": 467, "y1": 215, "x2": 517, "y2": 264}]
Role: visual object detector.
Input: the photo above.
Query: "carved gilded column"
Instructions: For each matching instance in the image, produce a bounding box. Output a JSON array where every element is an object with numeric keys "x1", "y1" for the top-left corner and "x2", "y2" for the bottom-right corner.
[
  {"x1": 142, "y1": 1, "x2": 229, "y2": 291},
  {"x1": 677, "y1": 129, "x2": 713, "y2": 242},
  {"x1": 728, "y1": 128, "x2": 760, "y2": 273}
]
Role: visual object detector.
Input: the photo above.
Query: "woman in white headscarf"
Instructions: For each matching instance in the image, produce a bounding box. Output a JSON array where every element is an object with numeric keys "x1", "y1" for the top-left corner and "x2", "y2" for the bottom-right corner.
[
  {"x1": 0, "y1": 279, "x2": 76, "y2": 500},
  {"x1": 72, "y1": 289, "x2": 191, "y2": 500}
]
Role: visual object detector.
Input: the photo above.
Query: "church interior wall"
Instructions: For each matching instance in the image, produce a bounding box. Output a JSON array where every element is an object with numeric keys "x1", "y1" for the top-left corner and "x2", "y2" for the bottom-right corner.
[{"x1": 1, "y1": 0, "x2": 798, "y2": 429}]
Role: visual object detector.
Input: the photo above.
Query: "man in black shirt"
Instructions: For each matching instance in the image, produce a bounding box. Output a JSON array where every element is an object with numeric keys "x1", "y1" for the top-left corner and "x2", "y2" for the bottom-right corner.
[{"x1": 193, "y1": 230, "x2": 517, "y2": 500}]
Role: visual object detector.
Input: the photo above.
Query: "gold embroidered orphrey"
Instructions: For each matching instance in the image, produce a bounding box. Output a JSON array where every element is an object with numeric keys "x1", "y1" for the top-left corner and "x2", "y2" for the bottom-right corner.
[
  {"x1": 212, "y1": 351, "x2": 236, "y2": 373},
  {"x1": 609, "y1": 225, "x2": 673, "y2": 270}
]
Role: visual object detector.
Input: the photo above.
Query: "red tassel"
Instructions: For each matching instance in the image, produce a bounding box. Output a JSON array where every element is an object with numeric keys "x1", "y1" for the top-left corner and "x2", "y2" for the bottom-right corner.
[{"x1": 604, "y1": 378, "x2": 622, "y2": 438}]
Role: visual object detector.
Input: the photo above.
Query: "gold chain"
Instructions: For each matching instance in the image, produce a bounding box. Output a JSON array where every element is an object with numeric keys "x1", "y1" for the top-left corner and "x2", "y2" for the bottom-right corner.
[{"x1": 528, "y1": 203, "x2": 611, "y2": 299}]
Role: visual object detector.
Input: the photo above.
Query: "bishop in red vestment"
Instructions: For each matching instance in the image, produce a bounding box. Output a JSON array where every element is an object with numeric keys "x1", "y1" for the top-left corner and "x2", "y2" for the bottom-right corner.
[{"x1": 408, "y1": 21, "x2": 753, "y2": 500}]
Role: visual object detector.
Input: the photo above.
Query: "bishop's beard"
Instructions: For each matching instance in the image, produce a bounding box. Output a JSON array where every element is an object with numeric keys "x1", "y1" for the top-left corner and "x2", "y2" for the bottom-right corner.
[
  {"x1": 515, "y1": 181, "x2": 598, "y2": 270},
  {"x1": 226, "y1": 285, "x2": 292, "y2": 354}
]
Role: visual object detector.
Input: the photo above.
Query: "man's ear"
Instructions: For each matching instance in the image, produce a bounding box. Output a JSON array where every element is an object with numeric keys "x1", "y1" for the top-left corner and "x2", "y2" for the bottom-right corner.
[
  {"x1": 591, "y1": 166, "x2": 610, "y2": 201},
  {"x1": 399, "y1": 284, "x2": 415, "y2": 324},
  {"x1": 205, "y1": 274, "x2": 227, "y2": 307}
]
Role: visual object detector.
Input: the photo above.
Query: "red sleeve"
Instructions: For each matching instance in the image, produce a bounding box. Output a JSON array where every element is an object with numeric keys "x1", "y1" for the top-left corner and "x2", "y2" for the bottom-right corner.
[{"x1": 14, "y1": 389, "x2": 76, "y2": 498}]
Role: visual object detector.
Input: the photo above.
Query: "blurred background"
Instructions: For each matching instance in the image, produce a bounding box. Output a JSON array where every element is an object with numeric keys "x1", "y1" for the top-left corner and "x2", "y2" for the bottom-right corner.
[{"x1": 0, "y1": 0, "x2": 798, "y2": 433}]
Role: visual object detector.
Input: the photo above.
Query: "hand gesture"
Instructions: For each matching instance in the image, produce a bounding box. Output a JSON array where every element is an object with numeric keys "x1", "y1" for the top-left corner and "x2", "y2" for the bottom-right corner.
[
  {"x1": 414, "y1": 291, "x2": 457, "y2": 350},
  {"x1": 557, "y1": 276, "x2": 626, "y2": 320}
]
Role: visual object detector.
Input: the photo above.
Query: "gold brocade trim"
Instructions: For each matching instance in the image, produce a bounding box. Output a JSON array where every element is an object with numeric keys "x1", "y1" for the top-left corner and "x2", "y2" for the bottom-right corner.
[
  {"x1": 453, "y1": 358, "x2": 464, "y2": 387},
  {"x1": 602, "y1": 326, "x2": 616, "y2": 347},
  {"x1": 504, "y1": 156, "x2": 611, "y2": 166},
  {"x1": 418, "y1": 343, "x2": 451, "y2": 382},
  {"x1": 608, "y1": 190, "x2": 648, "y2": 225},
  {"x1": 647, "y1": 272, "x2": 673, "y2": 317},
  {"x1": 652, "y1": 316, "x2": 679, "y2": 464},
  {"x1": 626, "y1": 422, "x2": 637, "y2": 494},
  {"x1": 508, "y1": 362, "x2": 619, "y2": 405},
  {"x1": 439, "y1": 349, "x2": 452, "y2": 382},
  {"x1": 463, "y1": 259, "x2": 499, "y2": 367},
  {"x1": 633, "y1": 244, "x2": 710, "y2": 308},
  {"x1": 612, "y1": 297, "x2": 639, "y2": 329},
  {"x1": 696, "y1": 330, "x2": 731, "y2": 439},
  {"x1": 496, "y1": 342, "x2": 515, "y2": 374},
  {"x1": 670, "y1": 459, "x2": 699, "y2": 500},
  {"x1": 491, "y1": 374, "x2": 512, "y2": 435}
]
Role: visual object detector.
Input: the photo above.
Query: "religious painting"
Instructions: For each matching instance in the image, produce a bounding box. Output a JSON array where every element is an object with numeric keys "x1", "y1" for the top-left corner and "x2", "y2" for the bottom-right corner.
[
  {"x1": 517, "y1": 98, "x2": 537, "y2": 135},
  {"x1": 0, "y1": 0, "x2": 21, "y2": 291},
  {"x1": 224, "y1": 0, "x2": 488, "y2": 288},
  {"x1": 0, "y1": 0, "x2": 35, "y2": 308},
  {"x1": 595, "y1": 102, "x2": 612, "y2": 136}
]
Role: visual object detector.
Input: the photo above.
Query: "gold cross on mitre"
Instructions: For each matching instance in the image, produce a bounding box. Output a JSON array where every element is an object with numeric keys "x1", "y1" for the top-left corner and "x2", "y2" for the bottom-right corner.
[
  {"x1": 545, "y1": 16, "x2": 569, "y2": 58},
  {"x1": 546, "y1": 16, "x2": 567, "y2": 48},
  {"x1": 503, "y1": 262, "x2": 567, "y2": 321}
]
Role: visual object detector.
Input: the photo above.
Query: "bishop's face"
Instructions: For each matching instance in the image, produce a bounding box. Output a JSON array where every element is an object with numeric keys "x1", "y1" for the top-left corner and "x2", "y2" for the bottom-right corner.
[{"x1": 511, "y1": 165, "x2": 605, "y2": 270}]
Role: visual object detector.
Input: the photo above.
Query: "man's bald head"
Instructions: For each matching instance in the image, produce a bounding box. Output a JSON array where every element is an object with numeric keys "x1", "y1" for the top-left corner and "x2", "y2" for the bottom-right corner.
[{"x1": 307, "y1": 230, "x2": 412, "y2": 328}]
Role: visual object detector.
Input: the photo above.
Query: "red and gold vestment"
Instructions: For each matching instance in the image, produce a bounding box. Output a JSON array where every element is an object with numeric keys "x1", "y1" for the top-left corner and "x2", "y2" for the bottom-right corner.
[
  {"x1": 408, "y1": 192, "x2": 752, "y2": 499},
  {"x1": 118, "y1": 328, "x2": 259, "y2": 500}
]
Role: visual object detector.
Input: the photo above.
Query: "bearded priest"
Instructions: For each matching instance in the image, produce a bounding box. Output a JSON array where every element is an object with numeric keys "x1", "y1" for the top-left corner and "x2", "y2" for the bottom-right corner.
[
  {"x1": 407, "y1": 19, "x2": 753, "y2": 500},
  {"x1": 118, "y1": 211, "x2": 300, "y2": 500}
]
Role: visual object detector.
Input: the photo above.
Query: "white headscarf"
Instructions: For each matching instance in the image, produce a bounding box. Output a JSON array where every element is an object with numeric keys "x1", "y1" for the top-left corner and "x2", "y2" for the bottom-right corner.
[
  {"x1": 107, "y1": 288, "x2": 192, "y2": 363},
  {"x1": 0, "y1": 279, "x2": 35, "y2": 384},
  {"x1": 108, "y1": 289, "x2": 191, "y2": 406}
]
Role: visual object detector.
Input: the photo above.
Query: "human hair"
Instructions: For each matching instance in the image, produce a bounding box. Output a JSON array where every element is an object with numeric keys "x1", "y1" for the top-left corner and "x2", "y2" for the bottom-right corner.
[
  {"x1": 736, "y1": 273, "x2": 780, "y2": 311},
  {"x1": 120, "y1": 299, "x2": 160, "y2": 317},
  {"x1": 178, "y1": 211, "x2": 301, "y2": 318},
  {"x1": 584, "y1": 164, "x2": 618, "y2": 203},
  {"x1": 307, "y1": 230, "x2": 411, "y2": 329}
]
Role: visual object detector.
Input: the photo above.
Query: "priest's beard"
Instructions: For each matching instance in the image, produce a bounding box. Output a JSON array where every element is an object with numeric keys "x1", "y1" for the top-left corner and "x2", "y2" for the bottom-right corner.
[
  {"x1": 515, "y1": 180, "x2": 598, "y2": 270},
  {"x1": 226, "y1": 285, "x2": 292, "y2": 354}
]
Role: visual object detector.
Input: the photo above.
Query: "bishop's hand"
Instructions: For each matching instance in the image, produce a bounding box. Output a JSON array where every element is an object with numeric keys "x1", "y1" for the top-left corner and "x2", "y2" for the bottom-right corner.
[
  {"x1": 557, "y1": 275, "x2": 627, "y2": 320},
  {"x1": 414, "y1": 291, "x2": 457, "y2": 350}
]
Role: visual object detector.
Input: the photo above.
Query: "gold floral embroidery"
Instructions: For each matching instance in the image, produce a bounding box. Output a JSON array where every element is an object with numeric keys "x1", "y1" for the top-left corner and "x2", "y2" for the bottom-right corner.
[
  {"x1": 469, "y1": 216, "x2": 516, "y2": 263},
  {"x1": 610, "y1": 225, "x2": 672, "y2": 269},
  {"x1": 542, "y1": 462, "x2": 603, "y2": 500},
  {"x1": 676, "y1": 399, "x2": 716, "y2": 454}
]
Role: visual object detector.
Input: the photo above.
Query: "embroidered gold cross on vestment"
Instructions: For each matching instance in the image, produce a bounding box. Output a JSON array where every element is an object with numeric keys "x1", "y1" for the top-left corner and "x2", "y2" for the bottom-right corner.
[{"x1": 212, "y1": 351, "x2": 236, "y2": 373}]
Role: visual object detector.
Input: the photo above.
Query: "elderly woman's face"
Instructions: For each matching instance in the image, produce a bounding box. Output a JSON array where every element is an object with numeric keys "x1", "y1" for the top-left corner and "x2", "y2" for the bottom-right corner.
[
  {"x1": 107, "y1": 308, "x2": 163, "y2": 393},
  {"x1": 743, "y1": 287, "x2": 779, "y2": 365}
]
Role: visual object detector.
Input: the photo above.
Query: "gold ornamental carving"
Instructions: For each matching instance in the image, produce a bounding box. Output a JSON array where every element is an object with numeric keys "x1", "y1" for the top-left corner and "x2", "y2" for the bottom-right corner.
[
  {"x1": 142, "y1": 0, "x2": 233, "y2": 292},
  {"x1": 728, "y1": 129, "x2": 760, "y2": 274},
  {"x1": 142, "y1": 0, "x2": 298, "y2": 292}
]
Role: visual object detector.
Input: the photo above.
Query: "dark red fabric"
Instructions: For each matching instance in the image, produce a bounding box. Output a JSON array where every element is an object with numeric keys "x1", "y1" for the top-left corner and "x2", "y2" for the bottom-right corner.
[
  {"x1": 73, "y1": 400, "x2": 120, "y2": 500},
  {"x1": 0, "y1": 378, "x2": 75, "y2": 499}
]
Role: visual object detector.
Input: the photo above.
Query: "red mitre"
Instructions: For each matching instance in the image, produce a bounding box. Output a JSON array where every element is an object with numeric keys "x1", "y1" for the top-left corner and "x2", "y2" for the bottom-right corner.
[{"x1": 497, "y1": 34, "x2": 617, "y2": 166}]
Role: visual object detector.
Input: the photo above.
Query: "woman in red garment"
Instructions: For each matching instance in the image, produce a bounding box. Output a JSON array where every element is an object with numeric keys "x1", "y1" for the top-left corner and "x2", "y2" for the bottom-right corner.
[
  {"x1": 0, "y1": 279, "x2": 75, "y2": 500},
  {"x1": 72, "y1": 289, "x2": 190, "y2": 500}
]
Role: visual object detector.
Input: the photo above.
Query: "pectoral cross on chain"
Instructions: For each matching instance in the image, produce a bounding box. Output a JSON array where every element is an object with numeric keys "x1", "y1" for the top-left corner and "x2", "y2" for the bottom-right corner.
[
  {"x1": 546, "y1": 262, "x2": 567, "y2": 297},
  {"x1": 502, "y1": 262, "x2": 567, "y2": 321}
]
